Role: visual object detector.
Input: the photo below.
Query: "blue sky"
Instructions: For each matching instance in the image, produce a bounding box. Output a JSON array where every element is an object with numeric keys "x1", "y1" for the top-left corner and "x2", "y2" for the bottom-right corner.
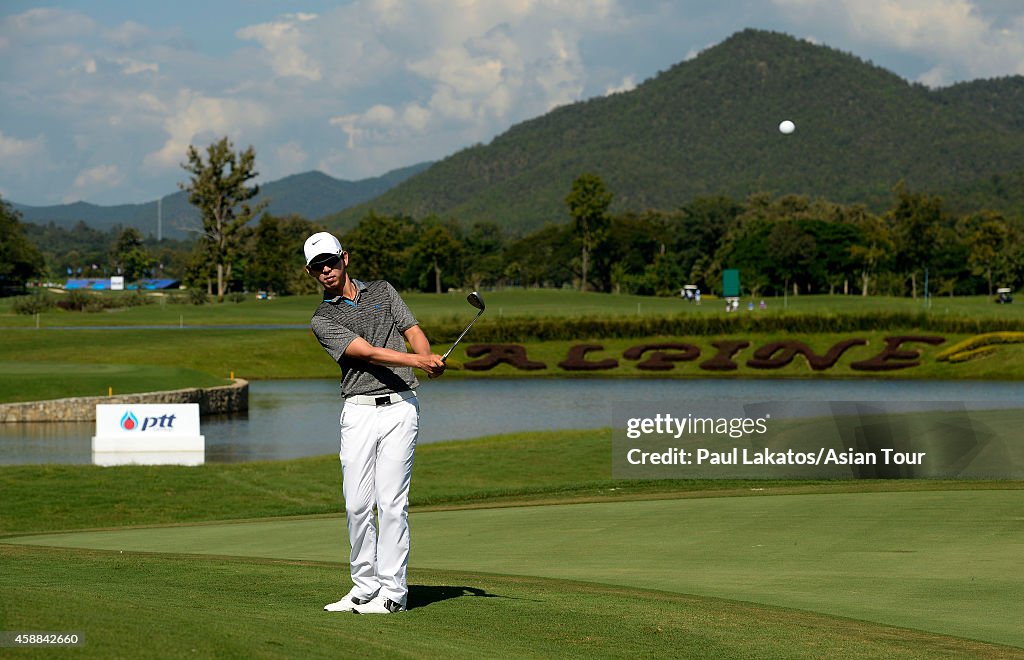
[{"x1": 2, "y1": 1, "x2": 1023, "y2": 207}]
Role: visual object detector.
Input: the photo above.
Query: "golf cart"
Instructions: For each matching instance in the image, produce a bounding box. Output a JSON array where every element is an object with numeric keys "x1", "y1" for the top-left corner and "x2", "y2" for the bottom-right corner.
[{"x1": 995, "y1": 287, "x2": 1013, "y2": 304}]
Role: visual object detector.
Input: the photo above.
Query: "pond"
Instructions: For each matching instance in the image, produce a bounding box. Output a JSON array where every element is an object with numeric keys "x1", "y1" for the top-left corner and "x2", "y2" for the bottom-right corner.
[{"x1": 0, "y1": 378, "x2": 1020, "y2": 464}]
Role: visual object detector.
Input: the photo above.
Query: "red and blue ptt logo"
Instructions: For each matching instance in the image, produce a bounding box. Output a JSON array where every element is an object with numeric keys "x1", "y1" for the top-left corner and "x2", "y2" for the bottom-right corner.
[{"x1": 120, "y1": 411, "x2": 139, "y2": 431}]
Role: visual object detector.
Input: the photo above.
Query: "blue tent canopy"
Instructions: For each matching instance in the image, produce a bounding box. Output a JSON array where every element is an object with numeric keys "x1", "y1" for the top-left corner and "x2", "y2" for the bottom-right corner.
[{"x1": 65, "y1": 278, "x2": 180, "y2": 290}]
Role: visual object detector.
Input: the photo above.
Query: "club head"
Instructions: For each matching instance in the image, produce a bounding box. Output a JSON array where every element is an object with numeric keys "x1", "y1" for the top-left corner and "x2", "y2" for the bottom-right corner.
[{"x1": 467, "y1": 291, "x2": 485, "y2": 312}]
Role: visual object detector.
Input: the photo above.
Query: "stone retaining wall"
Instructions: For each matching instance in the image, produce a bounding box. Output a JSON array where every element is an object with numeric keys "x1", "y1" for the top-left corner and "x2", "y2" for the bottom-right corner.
[{"x1": 0, "y1": 379, "x2": 249, "y2": 423}]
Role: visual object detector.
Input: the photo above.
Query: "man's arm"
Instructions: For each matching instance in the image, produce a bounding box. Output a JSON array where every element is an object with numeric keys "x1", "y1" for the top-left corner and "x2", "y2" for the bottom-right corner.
[
  {"x1": 343, "y1": 333, "x2": 445, "y2": 376},
  {"x1": 403, "y1": 324, "x2": 445, "y2": 378},
  {"x1": 403, "y1": 324, "x2": 432, "y2": 356}
]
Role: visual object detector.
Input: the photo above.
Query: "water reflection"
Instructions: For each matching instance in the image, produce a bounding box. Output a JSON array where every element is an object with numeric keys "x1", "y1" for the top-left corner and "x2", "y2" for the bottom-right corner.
[{"x1": 1, "y1": 378, "x2": 1021, "y2": 465}]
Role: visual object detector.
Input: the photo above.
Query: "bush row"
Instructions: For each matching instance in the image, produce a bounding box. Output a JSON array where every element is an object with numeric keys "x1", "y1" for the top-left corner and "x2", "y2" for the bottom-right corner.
[
  {"x1": 10, "y1": 290, "x2": 155, "y2": 315},
  {"x1": 935, "y1": 331, "x2": 1024, "y2": 362},
  {"x1": 9, "y1": 289, "x2": 254, "y2": 314},
  {"x1": 424, "y1": 313, "x2": 1024, "y2": 343}
]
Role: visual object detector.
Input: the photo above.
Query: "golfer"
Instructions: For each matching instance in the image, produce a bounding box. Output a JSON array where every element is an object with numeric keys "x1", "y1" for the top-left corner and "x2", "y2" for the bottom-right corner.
[{"x1": 304, "y1": 231, "x2": 445, "y2": 614}]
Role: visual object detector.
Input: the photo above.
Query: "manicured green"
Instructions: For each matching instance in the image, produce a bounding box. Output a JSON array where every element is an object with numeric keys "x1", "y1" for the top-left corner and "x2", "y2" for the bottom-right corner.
[
  {"x1": 10, "y1": 491, "x2": 1023, "y2": 648},
  {"x1": 0, "y1": 361, "x2": 229, "y2": 403},
  {"x1": 4, "y1": 549, "x2": 1012, "y2": 659},
  {"x1": 2, "y1": 431, "x2": 1022, "y2": 655}
]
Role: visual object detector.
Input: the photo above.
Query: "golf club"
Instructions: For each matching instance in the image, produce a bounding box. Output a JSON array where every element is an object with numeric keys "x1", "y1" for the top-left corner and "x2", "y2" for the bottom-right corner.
[{"x1": 441, "y1": 291, "x2": 486, "y2": 362}]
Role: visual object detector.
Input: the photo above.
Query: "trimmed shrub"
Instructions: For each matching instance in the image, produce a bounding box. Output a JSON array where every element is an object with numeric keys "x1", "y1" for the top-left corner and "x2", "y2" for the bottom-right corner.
[
  {"x1": 56, "y1": 290, "x2": 91, "y2": 311},
  {"x1": 11, "y1": 291, "x2": 55, "y2": 315},
  {"x1": 935, "y1": 332, "x2": 1024, "y2": 362},
  {"x1": 188, "y1": 288, "x2": 209, "y2": 305},
  {"x1": 423, "y1": 313, "x2": 1024, "y2": 343}
]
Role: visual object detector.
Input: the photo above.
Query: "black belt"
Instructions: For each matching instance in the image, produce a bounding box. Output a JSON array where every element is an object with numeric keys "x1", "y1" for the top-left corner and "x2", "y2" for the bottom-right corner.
[{"x1": 344, "y1": 391, "x2": 417, "y2": 406}]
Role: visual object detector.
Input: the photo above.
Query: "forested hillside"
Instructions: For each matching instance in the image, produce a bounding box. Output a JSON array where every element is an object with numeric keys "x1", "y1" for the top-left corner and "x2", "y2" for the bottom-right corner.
[{"x1": 324, "y1": 29, "x2": 1024, "y2": 234}]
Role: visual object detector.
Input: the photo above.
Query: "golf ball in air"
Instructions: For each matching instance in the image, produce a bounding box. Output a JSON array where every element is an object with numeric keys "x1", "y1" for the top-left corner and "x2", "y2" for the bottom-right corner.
[{"x1": 779, "y1": 120, "x2": 795, "y2": 134}]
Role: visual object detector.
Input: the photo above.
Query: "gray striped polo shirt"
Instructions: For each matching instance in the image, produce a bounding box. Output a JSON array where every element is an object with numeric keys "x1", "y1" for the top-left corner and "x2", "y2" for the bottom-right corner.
[{"x1": 310, "y1": 278, "x2": 420, "y2": 397}]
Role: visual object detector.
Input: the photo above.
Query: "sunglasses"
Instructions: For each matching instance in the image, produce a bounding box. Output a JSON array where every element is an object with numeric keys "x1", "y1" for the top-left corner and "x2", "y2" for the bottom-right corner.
[{"x1": 309, "y1": 253, "x2": 342, "y2": 270}]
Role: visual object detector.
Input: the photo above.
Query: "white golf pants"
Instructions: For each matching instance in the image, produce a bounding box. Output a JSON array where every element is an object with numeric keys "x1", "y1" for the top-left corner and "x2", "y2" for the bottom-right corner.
[{"x1": 338, "y1": 396, "x2": 419, "y2": 605}]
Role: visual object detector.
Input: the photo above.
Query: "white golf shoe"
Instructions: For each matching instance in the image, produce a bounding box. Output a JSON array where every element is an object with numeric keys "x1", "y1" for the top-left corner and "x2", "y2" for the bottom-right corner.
[
  {"x1": 352, "y1": 595, "x2": 406, "y2": 614},
  {"x1": 324, "y1": 590, "x2": 375, "y2": 612}
]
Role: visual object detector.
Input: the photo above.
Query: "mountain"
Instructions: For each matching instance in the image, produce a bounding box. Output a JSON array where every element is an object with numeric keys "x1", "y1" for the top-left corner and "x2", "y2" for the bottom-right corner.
[
  {"x1": 11, "y1": 162, "x2": 431, "y2": 239},
  {"x1": 322, "y1": 29, "x2": 1024, "y2": 234},
  {"x1": 933, "y1": 75, "x2": 1024, "y2": 131}
]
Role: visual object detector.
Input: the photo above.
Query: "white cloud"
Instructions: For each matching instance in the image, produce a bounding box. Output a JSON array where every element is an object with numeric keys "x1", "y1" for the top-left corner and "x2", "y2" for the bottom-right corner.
[
  {"x1": 104, "y1": 20, "x2": 152, "y2": 48},
  {"x1": 772, "y1": 0, "x2": 1024, "y2": 84},
  {"x1": 72, "y1": 164, "x2": 123, "y2": 191},
  {"x1": 144, "y1": 91, "x2": 272, "y2": 170},
  {"x1": 236, "y1": 13, "x2": 322, "y2": 80},
  {"x1": 0, "y1": 131, "x2": 45, "y2": 169},
  {"x1": 605, "y1": 75, "x2": 636, "y2": 95},
  {"x1": 317, "y1": 0, "x2": 614, "y2": 165},
  {"x1": 116, "y1": 58, "x2": 159, "y2": 75},
  {"x1": 402, "y1": 104, "x2": 432, "y2": 132},
  {"x1": 917, "y1": 65, "x2": 952, "y2": 88},
  {"x1": 4, "y1": 7, "x2": 96, "y2": 40}
]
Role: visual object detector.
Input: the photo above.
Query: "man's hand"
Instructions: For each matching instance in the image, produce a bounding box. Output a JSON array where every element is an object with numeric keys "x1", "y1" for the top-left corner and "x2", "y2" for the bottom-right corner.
[{"x1": 417, "y1": 354, "x2": 446, "y2": 378}]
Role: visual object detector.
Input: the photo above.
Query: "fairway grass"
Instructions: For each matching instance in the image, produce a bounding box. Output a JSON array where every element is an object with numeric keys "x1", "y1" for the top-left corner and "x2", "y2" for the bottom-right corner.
[
  {"x1": 3, "y1": 547, "x2": 1015, "y2": 659},
  {"x1": 1, "y1": 430, "x2": 1023, "y2": 655},
  {"x1": 3, "y1": 429, "x2": 1019, "y2": 536},
  {"x1": 8, "y1": 490, "x2": 1023, "y2": 649}
]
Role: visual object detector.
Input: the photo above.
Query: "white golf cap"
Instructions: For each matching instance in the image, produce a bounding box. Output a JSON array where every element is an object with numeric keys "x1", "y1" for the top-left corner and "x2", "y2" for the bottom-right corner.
[{"x1": 303, "y1": 232, "x2": 343, "y2": 266}]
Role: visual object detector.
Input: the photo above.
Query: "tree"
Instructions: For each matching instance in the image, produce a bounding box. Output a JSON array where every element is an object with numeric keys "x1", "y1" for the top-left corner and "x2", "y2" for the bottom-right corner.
[
  {"x1": 462, "y1": 221, "x2": 506, "y2": 290},
  {"x1": 341, "y1": 212, "x2": 418, "y2": 286},
  {"x1": 887, "y1": 183, "x2": 944, "y2": 299},
  {"x1": 565, "y1": 173, "x2": 612, "y2": 292},
  {"x1": 244, "y1": 214, "x2": 323, "y2": 295},
  {"x1": 848, "y1": 212, "x2": 892, "y2": 296},
  {"x1": 180, "y1": 137, "x2": 266, "y2": 302},
  {"x1": 410, "y1": 218, "x2": 463, "y2": 293},
  {"x1": 766, "y1": 221, "x2": 816, "y2": 296},
  {"x1": 111, "y1": 226, "x2": 155, "y2": 281},
  {"x1": 0, "y1": 197, "x2": 44, "y2": 291},
  {"x1": 674, "y1": 196, "x2": 744, "y2": 290},
  {"x1": 504, "y1": 224, "x2": 576, "y2": 288},
  {"x1": 958, "y1": 212, "x2": 1019, "y2": 296}
]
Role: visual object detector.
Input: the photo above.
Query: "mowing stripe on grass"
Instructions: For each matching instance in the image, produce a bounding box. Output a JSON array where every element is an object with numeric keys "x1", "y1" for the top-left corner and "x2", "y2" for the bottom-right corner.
[
  {"x1": 4, "y1": 547, "x2": 1016, "y2": 659},
  {"x1": 7, "y1": 490, "x2": 1022, "y2": 648}
]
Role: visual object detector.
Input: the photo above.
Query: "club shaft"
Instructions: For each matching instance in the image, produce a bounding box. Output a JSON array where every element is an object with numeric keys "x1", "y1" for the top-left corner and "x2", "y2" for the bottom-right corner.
[{"x1": 441, "y1": 311, "x2": 483, "y2": 362}]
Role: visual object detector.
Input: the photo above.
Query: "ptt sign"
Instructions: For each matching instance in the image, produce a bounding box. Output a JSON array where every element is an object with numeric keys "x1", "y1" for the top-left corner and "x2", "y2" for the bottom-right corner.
[
  {"x1": 119, "y1": 410, "x2": 178, "y2": 432},
  {"x1": 93, "y1": 403, "x2": 204, "y2": 466}
]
